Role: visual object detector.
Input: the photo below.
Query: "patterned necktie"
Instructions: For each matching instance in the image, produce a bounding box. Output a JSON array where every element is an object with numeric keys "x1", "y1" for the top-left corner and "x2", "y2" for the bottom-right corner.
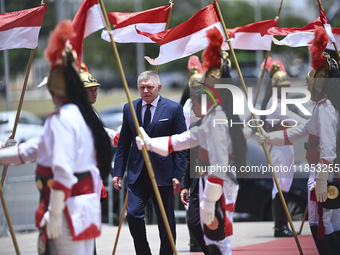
[{"x1": 143, "y1": 104, "x2": 152, "y2": 128}]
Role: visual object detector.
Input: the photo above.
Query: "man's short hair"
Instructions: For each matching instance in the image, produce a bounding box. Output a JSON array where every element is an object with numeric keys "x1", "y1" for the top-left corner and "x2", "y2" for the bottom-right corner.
[
  {"x1": 190, "y1": 88, "x2": 204, "y2": 104},
  {"x1": 137, "y1": 71, "x2": 160, "y2": 86}
]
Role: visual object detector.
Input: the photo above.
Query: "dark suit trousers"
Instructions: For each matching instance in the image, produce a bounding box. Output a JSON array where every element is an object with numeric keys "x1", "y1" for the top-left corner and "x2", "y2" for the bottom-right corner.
[
  {"x1": 187, "y1": 180, "x2": 210, "y2": 255},
  {"x1": 126, "y1": 166, "x2": 176, "y2": 255}
]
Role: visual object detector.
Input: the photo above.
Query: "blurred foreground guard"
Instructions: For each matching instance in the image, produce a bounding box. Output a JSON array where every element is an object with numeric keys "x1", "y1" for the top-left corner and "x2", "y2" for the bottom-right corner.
[
  {"x1": 261, "y1": 58, "x2": 308, "y2": 237},
  {"x1": 256, "y1": 27, "x2": 340, "y2": 254},
  {"x1": 136, "y1": 27, "x2": 247, "y2": 255},
  {"x1": 0, "y1": 21, "x2": 112, "y2": 255}
]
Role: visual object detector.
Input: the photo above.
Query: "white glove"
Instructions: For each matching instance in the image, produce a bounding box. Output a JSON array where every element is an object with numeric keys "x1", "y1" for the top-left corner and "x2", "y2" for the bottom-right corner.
[
  {"x1": 0, "y1": 145, "x2": 22, "y2": 165},
  {"x1": 200, "y1": 180, "x2": 222, "y2": 225},
  {"x1": 39, "y1": 189, "x2": 65, "y2": 239},
  {"x1": 255, "y1": 127, "x2": 284, "y2": 146},
  {"x1": 309, "y1": 166, "x2": 329, "y2": 202},
  {"x1": 136, "y1": 127, "x2": 152, "y2": 151},
  {"x1": 0, "y1": 136, "x2": 17, "y2": 149},
  {"x1": 243, "y1": 127, "x2": 252, "y2": 140},
  {"x1": 136, "y1": 127, "x2": 170, "y2": 157}
]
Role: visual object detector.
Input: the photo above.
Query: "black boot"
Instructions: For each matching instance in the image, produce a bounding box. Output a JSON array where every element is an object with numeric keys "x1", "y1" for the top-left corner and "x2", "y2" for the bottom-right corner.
[
  {"x1": 310, "y1": 225, "x2": 340, "y2": 255},
  {"x1": 272, "y1": 193, "x2": 294, "y2": 237},
  {"x1": 189, "y1": 229, "x2": 202, "y2": 252},
  {"x1": 209, "y1": 245, "x2": 222, "y2": 255}
]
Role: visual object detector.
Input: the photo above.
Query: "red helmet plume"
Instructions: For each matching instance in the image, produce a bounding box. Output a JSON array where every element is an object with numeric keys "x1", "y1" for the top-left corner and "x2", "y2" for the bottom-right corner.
[
  {"x1": 202, "y1": 27, "x2": 223, "y2": 70},
  {"x1": 310, "y1": 26, "x2": 329, "y2": 70},
  {"x1": 44, "y1": 20, "x2": 75, "y2": 67}
]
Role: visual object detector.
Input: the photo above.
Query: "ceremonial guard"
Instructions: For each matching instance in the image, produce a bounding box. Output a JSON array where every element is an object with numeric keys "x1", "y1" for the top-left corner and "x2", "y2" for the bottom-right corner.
[
  {"x1": 0, "y1": 20, "x2": 112, "y2": 255},
  {"x1": 256, "y1": 27, "x2": 340, "y2": 254},
  {"x1": 261, "y1": 58, "x2": 308, "y2": 237},
  {"x1": 136, "y1": 27, "x2": 247, "y2": 255}
]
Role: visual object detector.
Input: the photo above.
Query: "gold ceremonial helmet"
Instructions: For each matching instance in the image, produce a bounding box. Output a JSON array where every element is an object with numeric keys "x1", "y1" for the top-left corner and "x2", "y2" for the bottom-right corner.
[
  {"x1": 47, "y1": 46, "x2": 78, "y2": 97},
  {"x1": 80, "y1": 63, "x2": 100, "y2": 88},
  {"x1": 270, "y1": 63, "x2": 290, "y2": 87},
  {"x1": 307, "y1": 52, "x2": 338, "y2": 92},
  {"x1": 204, "y1": 50, "x2": 231, "y2": 79},
  {"x1": 188, "y1": 67, "x2": 203, "y2": 92}
]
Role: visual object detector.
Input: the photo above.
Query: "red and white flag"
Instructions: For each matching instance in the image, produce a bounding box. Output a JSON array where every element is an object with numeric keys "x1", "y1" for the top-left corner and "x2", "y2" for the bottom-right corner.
[
  {"x1": 269, "y1": 12, "x2": 338, "y2": 49},
  {"x1": 268, "y1": 18, "x2": 321, "y2": 47},
  {"x1": 320, "y1": 9, "x2": 335, "y2": 43},
  {"x1": 69, "y1": 0, "x2": 106, "y2": 69},
  {"x1": 136, "y1": 4, "x2": 223, "y2": 65},
  {"x1": 327, "y1": 27, "x2": 340, "y2": 51},
  {"x1": 222, "y1": 18, "x2": 278, "y2": 51},
  {"x1": 101, "y1": 5, "x2": 171, "y2": 43},
  {"x1": 0, "y1": 5, "x2": 47, "y2": 50}
]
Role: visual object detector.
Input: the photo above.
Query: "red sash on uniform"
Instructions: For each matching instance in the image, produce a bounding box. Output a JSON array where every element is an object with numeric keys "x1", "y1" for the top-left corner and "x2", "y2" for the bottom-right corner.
[
  {"x1": 35, "y1": 164, "x2": 98, "y2": 240},
  {"x1": 306, "y1": 135, "x2": 320, "y2": 165}
]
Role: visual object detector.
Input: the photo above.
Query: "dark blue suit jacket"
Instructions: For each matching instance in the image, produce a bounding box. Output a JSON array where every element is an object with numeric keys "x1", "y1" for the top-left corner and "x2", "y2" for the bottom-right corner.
[{"x1": 112, "y1": 96, "x2": 187, "y2": 186}]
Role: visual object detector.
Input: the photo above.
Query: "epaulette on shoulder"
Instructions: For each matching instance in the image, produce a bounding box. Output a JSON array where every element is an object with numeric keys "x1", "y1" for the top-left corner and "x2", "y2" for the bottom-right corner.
[{"x1": 317, "y1": 98, "x2": 327, "y2": 105}]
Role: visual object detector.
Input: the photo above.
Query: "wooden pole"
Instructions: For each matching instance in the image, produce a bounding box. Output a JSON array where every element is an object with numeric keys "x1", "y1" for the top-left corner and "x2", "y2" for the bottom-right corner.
[
  {"x1": 155, "y1": 0, "x2": 175, "y2": 74},
  {"x1": 112, "y1": 189, "x2": 128, "y2": 255},
  {"x1": 214, "y1": 1, "x2": 303, "y2": 254},
  {"x1": 299, "y1": 205, "x2": 308, "y2": 235},
  {"x1": 98, "y1": 1, "x2": 177, "y2": 254},
  {"x1": 0, "y1": 181, "x2": 21, "y2": 254},
  {"x1": 1, "y1": 49, "x2": 35, "y2": 186}
]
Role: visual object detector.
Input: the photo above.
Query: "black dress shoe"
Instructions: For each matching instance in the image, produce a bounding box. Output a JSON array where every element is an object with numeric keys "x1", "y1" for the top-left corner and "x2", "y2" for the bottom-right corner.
[
  {"x1": 274, "y1": 227, "x2": 294, "y2": 237},
  {"x1": 190, "y1": 245, "x2": 203, "y2": 252}
]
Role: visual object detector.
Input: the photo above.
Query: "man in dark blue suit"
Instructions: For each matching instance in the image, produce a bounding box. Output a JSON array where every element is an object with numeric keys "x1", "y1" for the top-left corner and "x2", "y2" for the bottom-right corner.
[{"x1": 112, "y1": 71, "x2": 187, "y2": 255}]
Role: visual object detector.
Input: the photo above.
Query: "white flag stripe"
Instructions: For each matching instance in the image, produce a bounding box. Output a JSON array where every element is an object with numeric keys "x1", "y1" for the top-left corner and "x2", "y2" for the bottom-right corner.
[
  {"x1": 145, "y1": 22, "x2": 224, "y2": 65},
  {"x1": 324, "y1": 23, "x2": 336, "y2": 43},
  {"x1": 270, "y1": 32, "x2": 314, "y2": 47},
  {"x1": 0, "y1": 26, "x2": 41, "y2": 50},
  {"x1": 222, "y1": 33, "x2": 272, "y2": 51},
  {"x1": 101, "y1": 23, "x2": 166, "y2": 43},
  {"x1": 84, "y1": 3, "x2": 106, "y2": 38}
]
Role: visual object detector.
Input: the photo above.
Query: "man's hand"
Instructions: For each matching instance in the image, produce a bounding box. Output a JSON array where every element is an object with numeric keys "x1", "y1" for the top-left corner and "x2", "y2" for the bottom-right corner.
[
  {"x1": 243, "y1": 127, "x2": 252, "y2": 140},
  {"x1": 255, "y1": 126, "x2": 270, "y2": 145},
  {"x1": 136, "y1": 127, "x2": 151, "y2": 151},
  {"x1": 112, "y1": 176, "x2": 123, "y2": 191},
  {"x1": 112, "y1": 176, "x2": 122, "y2": 191},
  {"x1": 39, "y1": 189, "x2": 65, "y2": 240},
  {"x1": 309, "y1": 167, "x2": 329, "y2": 202},
  {"x1": 255, "y1": 127, "x2": 284, "y2": 146},
  {"x1": 200, "y1": 180, "x2": 222, "y2": 225},
  {"x1": 0, "y1": 134, "x2": 17, "y2": 149},
  {"x1": 180, "y1": 188, "x2": 189, "y2": 206},
  {"x1": 172, "y1": 178, "x2": 181, "y2": 194}
]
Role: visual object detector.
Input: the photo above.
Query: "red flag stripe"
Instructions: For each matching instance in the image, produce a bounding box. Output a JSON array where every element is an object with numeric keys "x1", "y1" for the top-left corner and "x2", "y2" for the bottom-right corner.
[
  {"x1": 137, "y1": 4, "x2": 219, "y2": 45},
  {"x1": 228, "y1": 19, "x2": 278, "y2": 37},
  {"x1": 108, "y1": 5, "x2": 170, "y2": 28},
  {"x1": 268, "y1": 17, "x2": 322, "y2": 36},
  {"x1": 0, "y1": 6, "x2": 47, "y2": 31}
]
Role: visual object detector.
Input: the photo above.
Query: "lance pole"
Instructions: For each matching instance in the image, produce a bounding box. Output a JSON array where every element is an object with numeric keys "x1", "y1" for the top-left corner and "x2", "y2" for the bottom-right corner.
[
  {"x1": 0, "y1": 182, "x2": 21, "y2": 254},
  {"x1": 112, "y1": 189, "x2": 128, "y2": 255},
  {"x1": 1, "y1": 49, "x2": 35, "y2": 186},
  {"x1": 214, "y1": 1, "x2": 303, "y2": 254},
  {"x1": 299, "y1": 205, "x2": 308, "y2": 235},
  {"x1": 316, "y1": 0, "x2": 340, "y2": 61},
  {"x1": 155, "y1": 0, "x2": 175, "y2": 73},
  {"x1": 98, "y1": 1, "x2": 177, "y2": 254}
]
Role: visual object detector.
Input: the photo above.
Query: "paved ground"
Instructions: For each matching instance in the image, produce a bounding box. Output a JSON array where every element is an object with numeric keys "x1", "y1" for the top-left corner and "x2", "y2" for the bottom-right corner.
[{"x1": 0, "y1": 221, "x2": 311, "y2": 255}]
